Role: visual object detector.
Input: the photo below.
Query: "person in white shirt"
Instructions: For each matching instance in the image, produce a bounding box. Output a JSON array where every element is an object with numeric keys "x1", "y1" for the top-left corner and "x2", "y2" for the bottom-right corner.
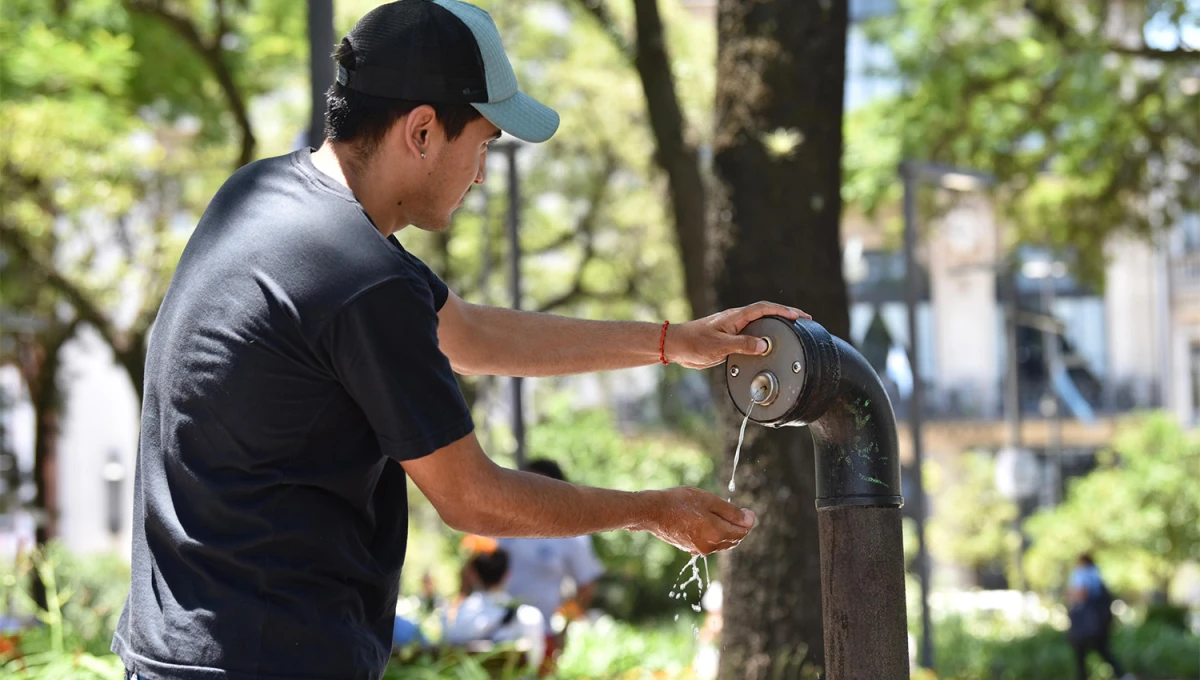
[
  {"x1": 442, "y1": 548, "x2": 546, "y2": 670},
  {"x1": 498, "y1": 459, "x2": 606, "y2": 672}
]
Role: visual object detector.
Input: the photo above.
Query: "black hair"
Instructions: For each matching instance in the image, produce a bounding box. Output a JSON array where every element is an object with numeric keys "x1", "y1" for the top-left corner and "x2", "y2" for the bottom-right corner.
[
  {"x1": 469, "y1": 548, "x2": 510, "y2": 589},
  {"x1": 523, "y1": 458, "x2": 566, "y2": 482},
  {"x1": 323, "y1": 40, "x2": 482, "y2": 165},
  {"x1": 1079, "y1": 553, "x2": 1095, "y2": 566}
]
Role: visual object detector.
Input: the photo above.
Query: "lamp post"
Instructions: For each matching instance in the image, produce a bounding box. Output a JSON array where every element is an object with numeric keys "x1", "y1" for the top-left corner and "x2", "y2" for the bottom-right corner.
[
  {"x1": 307, "y1": 0, "x2": 334, "y2": 149},
  {"x1": 493, "y1": 139, "x2": 530, "y2": 470},
  {"x1": 898, "y1": 160, "x2": 994, "y2": 671}
]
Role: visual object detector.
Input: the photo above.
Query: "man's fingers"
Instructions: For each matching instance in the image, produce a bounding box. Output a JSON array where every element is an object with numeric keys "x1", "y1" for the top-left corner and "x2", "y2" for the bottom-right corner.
[
  {"x1": 729, "y1": 333, "x2": 769, "y2": 356},
  {"x1": 738, "y1": 301, "x2": 811, "y2": 325},
  {"x1": 711, "y1": 497, "x2": 756, "y2": 528}
]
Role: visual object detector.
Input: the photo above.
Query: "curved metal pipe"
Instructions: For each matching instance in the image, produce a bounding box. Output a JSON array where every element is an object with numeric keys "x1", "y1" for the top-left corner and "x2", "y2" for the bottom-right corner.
[
  {"x1": 727, "y1": 317, "x2": 903, "y2": 508},
  {"x1": 726, "y1": 317, "x2": 909, "y2": 678}
]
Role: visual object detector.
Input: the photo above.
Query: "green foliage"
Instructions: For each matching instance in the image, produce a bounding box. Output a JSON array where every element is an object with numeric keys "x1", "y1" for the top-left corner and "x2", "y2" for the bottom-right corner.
[
  {"x1": 845, "y1": 0, "x2": 1200, "y2": 283},
  {"x1": 0, "y1": 0, "x2": 308, "y2": 401},
  {"x1": 555, "y1": 617, "x2": 701, "y2": 678},
  {"x1": 1023, "y1": 412, "x2": 1200, "y2": 597},
  {"x1": 926, "y1": 452, "x2": 1022, "y2": 585},
  {"x1": 384, "y1": 648, "x2": 529, "y2": 680},
  {"x1": 0, "y1": 544, "x2": 129, "y2": 679},
  {"x1": 933, "y1": 615, "x2": 1200, "y2": 680}
]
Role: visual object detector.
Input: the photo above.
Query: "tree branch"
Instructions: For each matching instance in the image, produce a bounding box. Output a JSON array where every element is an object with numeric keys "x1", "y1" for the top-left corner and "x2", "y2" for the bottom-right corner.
[
  {"x1": 535, "y1": 151, "x2": 619, "y2": 313},
  {"x1": 570, "y1": 0, "x2": 634, "y2": 61},
  {"x1": 0, "y1": 217, "x2": 122, "y2": 356},
  {"x1": 124, "y1": 0, "x2": 256, "y2": 168},
  {"x1": 632, "y1": 0, "x2": 709, "y2": 316},
  {"x1": 1109, "y1": 45, "x2": 1200, "y2": 62},
  {"x1": 1024, "y1": 0, "x2": 1200, "y2": 62},
  {"x1": 569, "y1": 0, "x2": 709, "y2": 315},
  {"x1": 526, "y1": 230, "x2": 578, "y2": 256}
]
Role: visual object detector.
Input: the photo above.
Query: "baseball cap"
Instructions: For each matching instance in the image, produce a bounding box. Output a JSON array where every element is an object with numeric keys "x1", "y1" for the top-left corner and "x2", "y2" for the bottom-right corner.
[{"x1": 337, "y1": 0, "x2": 559, "y2": 143}]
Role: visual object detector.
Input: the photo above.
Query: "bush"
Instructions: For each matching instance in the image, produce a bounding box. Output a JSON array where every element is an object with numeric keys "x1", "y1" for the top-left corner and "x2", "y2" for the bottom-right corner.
[
  {"x1": 0, "y1": 545, "x2": 128, "y2": 679},
  {"x1": 932, "y1": 615, "x2": 1200, "y2": 680},
  {"x1": 1114, "y1": 621, "x2": 1200, "y2": 680},
  {"x1": 1023, "y1": 413, "x2": 1200, "y2": 598},
  {"x1": 555, "y1": 616, "x2": 701, "y2": 679},
  {"x1": 1144, "y1": 602, "x2": 1189, "y2": 631}
]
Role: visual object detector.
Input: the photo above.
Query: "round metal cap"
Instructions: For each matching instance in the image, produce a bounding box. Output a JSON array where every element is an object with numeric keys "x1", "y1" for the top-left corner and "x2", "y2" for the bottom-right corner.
[{"x1": 725, "y1": 317, "x2": 807, "y2": 424}]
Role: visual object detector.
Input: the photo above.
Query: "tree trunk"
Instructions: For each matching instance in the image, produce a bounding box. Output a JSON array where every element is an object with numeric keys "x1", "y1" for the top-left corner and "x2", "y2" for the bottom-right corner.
[
  {"x1": 17, "y1": 318, "x2": 79, "y2": 609},
  {"x1": 713, "y1": 0, "x2": 850, "y2": 677}
]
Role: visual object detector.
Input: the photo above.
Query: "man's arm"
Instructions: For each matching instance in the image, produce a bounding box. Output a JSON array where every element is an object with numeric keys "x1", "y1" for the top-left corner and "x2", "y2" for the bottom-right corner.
[
  {"x1": 401, "y1": 431, "x2": 756, "y2": 556},
  {"x1": 437, "y1": 292, "x2": 809, "y2": 377}
]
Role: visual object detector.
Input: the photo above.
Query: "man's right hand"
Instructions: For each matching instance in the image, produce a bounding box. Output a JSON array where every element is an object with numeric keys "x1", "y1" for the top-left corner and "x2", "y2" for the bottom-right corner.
[{"x1": 636, "y1": 487, "x2": 756, "y2": 555}]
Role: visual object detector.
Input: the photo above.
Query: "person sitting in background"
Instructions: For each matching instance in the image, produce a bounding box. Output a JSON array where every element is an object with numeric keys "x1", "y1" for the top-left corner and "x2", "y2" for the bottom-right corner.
[
  {"x1": 442, "y1": 548, "x2": 545, "y2": 670},
  {"x1": 391, "y1": 615, "x2": 427, "y2": 650},
  {"x1": 498, "y1": 459, "x2": 606, "y2": 672},
  {"x1": 1066, "y1": 554, "x2": 1134, "y2": 680}
]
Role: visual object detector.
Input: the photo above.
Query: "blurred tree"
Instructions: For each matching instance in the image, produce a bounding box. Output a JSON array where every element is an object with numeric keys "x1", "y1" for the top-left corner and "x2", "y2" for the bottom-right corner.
[
  {"x1": 1023, "y1": 412, "x2": 1200, "y2": 599},
  {"x1": 709, "y1": 0, "x2": 850, "y2": 675},
  {"x1": 845, "y1": 0, "x2": 1200, "y2": 282},
  {"x1": 924, "y1": 453, "x2": 1022, "y2": 588},
  {"x1": 0, "y1": 275, "x2": 80, "y2": 608},
  {"x1": 572, "y1": 0, "x2": 850, "y2": 675},
  {"x1": 0, "y1": 0, "x2": 304, "y2": 401},
  {"x1": 567, "y1": 0, "x2": 714, "y2": 317}
]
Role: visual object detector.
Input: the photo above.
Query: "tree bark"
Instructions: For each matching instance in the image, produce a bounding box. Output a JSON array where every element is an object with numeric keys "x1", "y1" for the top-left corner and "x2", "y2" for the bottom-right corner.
[
  {"x1": 19, "y1": 319, "x2": 80, "y2": 546},
  {"x1": 712, "y1": 0, "x2": 850, "y2": 677}
]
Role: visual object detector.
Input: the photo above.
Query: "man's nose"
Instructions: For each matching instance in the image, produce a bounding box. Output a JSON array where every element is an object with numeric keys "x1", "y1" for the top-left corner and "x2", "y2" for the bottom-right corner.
[{"x1": 475, "y1": 151, "x2": 487, "y2": 184}]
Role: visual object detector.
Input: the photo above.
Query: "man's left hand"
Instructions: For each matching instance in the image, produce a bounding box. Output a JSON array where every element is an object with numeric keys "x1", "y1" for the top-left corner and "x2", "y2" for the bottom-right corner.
[{"x1": 667, "y1": 301, "x2": 810, "y2": 370}]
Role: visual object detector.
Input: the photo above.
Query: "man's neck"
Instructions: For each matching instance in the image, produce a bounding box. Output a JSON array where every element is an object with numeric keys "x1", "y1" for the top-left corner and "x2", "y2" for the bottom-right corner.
[{"x1": 310, "y1": 142, "x2": 407, "y2": 236}]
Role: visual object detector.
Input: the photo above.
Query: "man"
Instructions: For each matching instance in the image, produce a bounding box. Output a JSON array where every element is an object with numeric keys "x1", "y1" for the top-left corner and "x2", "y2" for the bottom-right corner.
[
  {"x1": 1066, "y1": 554, "x2": 1134, "y2": 680},
  {"x1": 498, "y1": 459, "x2": 605, "y2": 671},
  {"x1": 112, "y1": 1, "x2": 806, "y2": 678},
  {"x1": 442, "y1": 548, "x2": 546, "y2": 669}
]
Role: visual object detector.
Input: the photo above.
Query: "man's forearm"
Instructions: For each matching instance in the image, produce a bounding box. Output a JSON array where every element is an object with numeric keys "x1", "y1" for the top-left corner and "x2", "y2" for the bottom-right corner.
[
  {"x1": 450, "y1": 303, "x2": 664, "y2": 377},
  {"x1": 441, "y1": 463, "x2": 660, "y2": 538},
  {"x1": 402, "y1": 432, "x2": 755, "y2": 555}
]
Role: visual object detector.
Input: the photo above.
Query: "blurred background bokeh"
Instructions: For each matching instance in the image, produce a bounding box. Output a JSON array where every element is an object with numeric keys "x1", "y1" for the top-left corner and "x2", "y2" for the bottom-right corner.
[{"x1": 1, "y1": 0, "x2": 1198, "y2": 678}]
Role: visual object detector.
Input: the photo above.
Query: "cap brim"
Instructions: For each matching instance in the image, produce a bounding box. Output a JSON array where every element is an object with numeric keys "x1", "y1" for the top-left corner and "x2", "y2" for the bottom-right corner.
[{"x1": 472, "y1": 91, "x2": 559, "y2": 143}]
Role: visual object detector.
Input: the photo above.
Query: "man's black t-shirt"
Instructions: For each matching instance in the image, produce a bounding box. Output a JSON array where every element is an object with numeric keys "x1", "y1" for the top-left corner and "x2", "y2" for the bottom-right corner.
[{"x1": 112, "y1": 149, "x2": 474, "y2": 679}]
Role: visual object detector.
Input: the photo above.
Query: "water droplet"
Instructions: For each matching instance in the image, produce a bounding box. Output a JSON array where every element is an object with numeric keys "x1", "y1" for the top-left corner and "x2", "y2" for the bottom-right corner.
[{"x1": 674, "y1": 614, "x2": 679, "y2": 622}]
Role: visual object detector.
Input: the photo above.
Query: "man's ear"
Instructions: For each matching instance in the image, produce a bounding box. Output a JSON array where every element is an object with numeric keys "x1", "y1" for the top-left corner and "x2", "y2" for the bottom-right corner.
[{"x1": 401, "y1": 104, "x2": 439, "y2": 159}]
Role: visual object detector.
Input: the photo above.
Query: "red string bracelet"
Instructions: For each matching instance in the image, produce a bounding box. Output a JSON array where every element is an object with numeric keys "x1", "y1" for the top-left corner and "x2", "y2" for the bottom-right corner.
[{"x1": 659, "y1": 320, "x2": 670, "y2": 365}]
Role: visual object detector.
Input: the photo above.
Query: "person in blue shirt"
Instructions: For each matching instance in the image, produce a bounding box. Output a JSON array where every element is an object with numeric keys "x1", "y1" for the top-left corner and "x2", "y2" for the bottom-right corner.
[{"x1": 1066, "y1": 554, "x2": 1133, "y2": 680}]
